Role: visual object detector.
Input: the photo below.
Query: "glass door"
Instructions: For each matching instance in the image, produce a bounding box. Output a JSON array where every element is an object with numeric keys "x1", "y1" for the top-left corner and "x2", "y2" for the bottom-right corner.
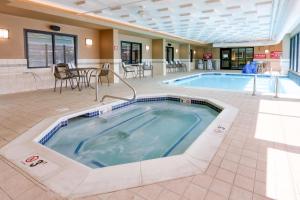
[
  {"x1": 237, "y1": 48, "x2": 246, "y2": 69},
  {"x1": 166, "y1": 47, "x2": 174, "y2": 63},
  {"x1": 131, "y1": 43, "x2": 141, "y2": 64},
  {"x1": 231, "y1": 48, "x2": 238, "y2": 69},
  {"x1": 246, "y1": 47, "x2": 254, "y2": 64},
  {"x1": 220, "y1": 48, "x2": 231, "y2": 69}
]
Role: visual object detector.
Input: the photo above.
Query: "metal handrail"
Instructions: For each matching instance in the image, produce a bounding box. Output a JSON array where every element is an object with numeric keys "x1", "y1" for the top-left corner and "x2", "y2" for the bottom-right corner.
[
  {"x1": 252, "y1": 75, "x2": 257, "y2": 96},
  {"x1": 94, "y1": 68, "x2": 136, "y2": 102},
  {"x1": 274, "y1": 75, "x2": 279, "y2": 98}
]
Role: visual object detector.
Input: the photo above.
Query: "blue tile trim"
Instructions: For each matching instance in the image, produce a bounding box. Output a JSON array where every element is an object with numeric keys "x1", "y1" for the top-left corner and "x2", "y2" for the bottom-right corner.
[
  {"x1": 39, "y1": 96, "x2": 221, "y2": 145},
  {"x1": 39, "y1": 120, "x2": 68, "y2": 145},
  {"x1": 82, "y1": 111, "x2": 100, "y2": 118}
]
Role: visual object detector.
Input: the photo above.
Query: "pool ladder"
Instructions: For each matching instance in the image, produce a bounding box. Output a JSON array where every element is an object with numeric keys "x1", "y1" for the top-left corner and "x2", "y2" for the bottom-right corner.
[
  {"x1": 252, "y1": 75, "x2": 279, "y2": 98},
  {"x1": 94, "y1": 68, "x2": 136, "y2": 102}
]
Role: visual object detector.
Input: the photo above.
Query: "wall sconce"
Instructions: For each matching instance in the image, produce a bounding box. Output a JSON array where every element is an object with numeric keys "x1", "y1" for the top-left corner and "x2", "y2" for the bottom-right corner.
[
  {"x1": 85, "y1": 38, "x2": 93, "y2": 46},
  {"x1": 145, "y1": 45, "x2": 150, "y2": 51},
  {"x1": 175, "y1": 49, "x2": 178, "y2": 53},
  {"x1": 193, "y1": 50, "x2": 196, "y2": 55},
  {"x1": 264, "y1": 49, "x2": 270, "y2": 54},
  {"x1": 0, "y1": 28, "x2": 9, "y2": 39}
]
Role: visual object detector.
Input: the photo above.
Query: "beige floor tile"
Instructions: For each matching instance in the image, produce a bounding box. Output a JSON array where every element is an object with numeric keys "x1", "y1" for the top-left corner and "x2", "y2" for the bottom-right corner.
[
  {"x1": 160, "y1": 177, "x2": 192, "y2": 195},
  {"x1": 133, "y1": 184, "x2": 163, "y2": 200},
  {"x1": 255, "y1": 170, "x2": 267, "y2": 183},
  {"x1": 239, "y1": 157, "x2": 257, "y2": 169},
  {"x1": 234, "y1": 175, "x2": 254, "y2": 192},
  {"x1": 237, "y1": 165, "x2": 256, "y2": 179},
  {"x1": 157, "y1": 189, "x2": 180, "y2": 200},
  {"x1": 192, "y1": 174, "x2": 213, "y2": 189},
  {"x1": 254, "y1": 181, "x2": 266, "y2": 196},
  {"x1": 0, "y1": 173, "x2": 35, "y2": 199},
  {"x1": 209, "y1": 179, "x2": 232, "y2": 198},
  {"x1": 229, "y1": 186, "x2": 252, "y2": 200},
  {"x1": 215, "y1": 168, "x2": 235, "y2": 184},
  {"x1": 204, "y1": 191, "x2": 227, "y2": 200},
  {"x1": 0, "y1": 189, "x2": 10, "y2": 200},
  {"x1": 220, "y1": 159, "x2": 238, "y2": 173},
  {"x1": 183, "y1": 183, "x2": 207, "y2": 200}
]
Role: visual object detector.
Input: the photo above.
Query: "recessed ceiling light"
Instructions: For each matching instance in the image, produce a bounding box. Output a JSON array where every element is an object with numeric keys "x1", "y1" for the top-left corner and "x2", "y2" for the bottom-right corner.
[
  {"x1": 110, "y1": 6, "x2": 122, "y2": 11},
  {"x1": 157, "y1": 8, "x2": 168, "y2": 12},
  {"x1": 205, "y1": 0, "x2": 221, "y2": 3},
  {"x1": 220, "y1": 14, "x2": 232, "y2": 17},
  {"x1": 226, "y1": 5, "x2": 240, "y2": 10},
  {"x1": 179, "y1": 3, "x2": 193, "y2": 8},
  {"x1": 255, "y1": 0, "x2": 272, "y2": 6},
  {"x1": 180, "y1": 13, "x2": 190, "y2": 16},
  {"x1": 75, "y1": 0, "x2": 85, "y2": 6},
  {"x1": 202, "y1": 9, "x2": 215, "y2": 13},
  {"x1": 120, "y1": 14, "x2": 129, "y2": 18},
  {"x1": 199, "y1": 17, "x2": 210, "y2": 20},
  {"x1": 258, "y1": 15, "x2": 271, "y2": 18},
  {"x1": 244, "y1": 11, "x2": 257, "y2": 14}
]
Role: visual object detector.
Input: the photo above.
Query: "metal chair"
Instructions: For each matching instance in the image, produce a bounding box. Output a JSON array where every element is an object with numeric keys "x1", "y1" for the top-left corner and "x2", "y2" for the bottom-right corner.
[
  {"x1": 121, "y1": 62, "x2": 136, "y2": 78},
  {"x1": 53, "y1": 63, "x2": 76, "y2": 93},
  {"x1": 99, "y1": 63, "x2": 110, "y2": 86},
  {"x1": 142, "y1": 61, "x2": 153, "y2": 77}
]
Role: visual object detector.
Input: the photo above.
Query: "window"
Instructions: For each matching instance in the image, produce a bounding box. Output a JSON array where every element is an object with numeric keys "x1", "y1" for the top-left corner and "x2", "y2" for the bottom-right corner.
[
  {"x1": 121, "y1": 41, "x2": 142, "y2": 64},
  {"x1": 290, "y1": 33, "x2": 300, "y2": 72},
  {"x1": 25, "y1": 30, "x2": 77, "y2": 68}
]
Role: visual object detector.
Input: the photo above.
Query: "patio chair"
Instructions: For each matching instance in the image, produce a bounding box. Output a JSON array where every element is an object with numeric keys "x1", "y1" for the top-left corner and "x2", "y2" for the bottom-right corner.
[
  {"x1": 67, "y1": 62, "x2": 88, "y2": 88},
  {"x1": 121, "y1": 62, "x2": 136, "y2": 78},
  {"x1": 53, "y1": 63, "x2": 76, "y2": 93},
  {"x1": 178, "y1": 60, "x2": 187, "y2": 72},
  {"x1": 198, "y1": 60, "x2": 204, "y2": 70},
  {"x1": 142, "y1": 61, "x2": 153, "y2": 78},
  {"x1": 207, "y1": 60, "x2": 213, "y2": 70},
  {"x1": 99, "y1": 63, "x2": 110, "y2": 86}
]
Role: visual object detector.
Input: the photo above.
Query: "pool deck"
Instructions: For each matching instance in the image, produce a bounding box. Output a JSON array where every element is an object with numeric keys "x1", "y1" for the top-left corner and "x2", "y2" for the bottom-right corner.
[{"x1": 0, "y1": 70, "x2": 300, "y2": 200}]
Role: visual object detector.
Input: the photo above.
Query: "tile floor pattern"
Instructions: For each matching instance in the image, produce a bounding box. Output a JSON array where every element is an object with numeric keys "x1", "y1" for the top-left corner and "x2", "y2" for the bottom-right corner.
[{"x1": 0, "y1": 71, "x2": 300, "y2": 200}]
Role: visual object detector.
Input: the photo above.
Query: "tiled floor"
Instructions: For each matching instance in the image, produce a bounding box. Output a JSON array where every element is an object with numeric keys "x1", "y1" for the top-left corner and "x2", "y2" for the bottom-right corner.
[{"x1": 0, "y1": 71, "x2": 300, "y2": 200}]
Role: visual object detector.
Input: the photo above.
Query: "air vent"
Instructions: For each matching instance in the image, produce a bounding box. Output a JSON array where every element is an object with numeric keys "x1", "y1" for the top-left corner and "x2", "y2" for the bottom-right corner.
[
  {"x1": 157, "y1": 8, "x2": 168, "y2": 12},
  {"x1": 226, "y1": 5, "x2": 240, "y2": 10},
  {"x1": 202, "y1": 9, "x2": 215, "y2": 13},
  {"x1": 75, "y1": 0, "x2": 85, "y2": 6},
  {"x1": 179, "y1": 3, "x2": 193, "y2": 8}
]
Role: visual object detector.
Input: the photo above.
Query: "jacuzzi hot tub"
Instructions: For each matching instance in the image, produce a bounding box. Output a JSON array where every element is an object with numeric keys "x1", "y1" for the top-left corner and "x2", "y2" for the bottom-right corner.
[{"x1": 1, "y1": 94, "x2": 238, "y2": 197}]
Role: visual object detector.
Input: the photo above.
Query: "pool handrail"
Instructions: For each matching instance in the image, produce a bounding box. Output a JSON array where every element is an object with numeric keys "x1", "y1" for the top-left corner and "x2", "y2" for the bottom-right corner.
[
  {"x1": 94, "y1": 68, "x2": 136, "y2": 102},
  {"x1": 252, "y1": 75, "x2": 257, "y2": 96}
]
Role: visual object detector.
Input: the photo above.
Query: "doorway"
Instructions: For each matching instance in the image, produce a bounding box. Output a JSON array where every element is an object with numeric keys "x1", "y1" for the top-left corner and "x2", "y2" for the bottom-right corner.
[
  {"x1": 166, "y1": 47, "x2": 174, "y2": 63},
  {"x1": 220, "y1": 47, "x2": 254, "y2": 70}
]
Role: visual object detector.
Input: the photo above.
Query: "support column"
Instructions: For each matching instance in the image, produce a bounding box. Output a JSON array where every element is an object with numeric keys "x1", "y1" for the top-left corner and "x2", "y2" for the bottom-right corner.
[
  {"x1": 99, "y1": 29, "x2": 119, "y2": 83},
  {"x1": 152, "y1": 39, "x2": 166, "y2": 76},
  {"x1": 179, "y1": 44, "x2": 191, "y2": 71},
  {"x1": 281, "y1": 34, "x2": 290, "y2": 75}
]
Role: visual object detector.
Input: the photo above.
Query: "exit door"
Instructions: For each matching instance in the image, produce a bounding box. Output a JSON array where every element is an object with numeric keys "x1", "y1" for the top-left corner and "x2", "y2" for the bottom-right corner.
[{"x1": 220, "y1": 48, "x2": 231, "y2": 69}]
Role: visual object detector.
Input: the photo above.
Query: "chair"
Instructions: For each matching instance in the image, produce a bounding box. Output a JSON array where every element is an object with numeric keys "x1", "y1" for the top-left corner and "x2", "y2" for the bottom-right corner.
[
  {"x1": 207, "y1": 60, "x2": 213, "y2": 70},
  {"x1": 198, "y1": 60, "x2": 204, "y2": 70},
  {"x1": 53, "y1": 63, "x2": 76, "y2": 93},
  {"x1": 67, "y1": 62, "x2": 88, "y2": 89},
  {"x1": 121, "y1": 62, "x2": 136, "y2": 78},
  {"x1": 99, "y1": 63, "x2": 110, "y2": 86},
  {"x1": 142, "y1": 61, "x2": 153, "y2": 77}
]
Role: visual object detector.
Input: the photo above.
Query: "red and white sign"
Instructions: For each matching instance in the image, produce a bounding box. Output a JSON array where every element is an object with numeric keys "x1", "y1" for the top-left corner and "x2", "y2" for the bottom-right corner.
[
  {"x1": 21, "y1": 155, "x2": 47, "y2": 168},
  {"x1": 203, "y1": 53, "x2": 213, "y2": 59},
  {"x1": 254, "y1": 54, "x2": 266, "y2": 59},
  {"x1": 270, "y1": 51, "x2": 282, "y2": 59}
]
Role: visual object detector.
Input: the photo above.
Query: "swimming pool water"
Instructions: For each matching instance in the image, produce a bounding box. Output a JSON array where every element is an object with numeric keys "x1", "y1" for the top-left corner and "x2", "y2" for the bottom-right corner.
[
  {"x1": 168, "y1": 73, "x2": 300, "y2": 95},
  {"x1": 45, "y1": 101, "x2": 219, "y2": 168}
]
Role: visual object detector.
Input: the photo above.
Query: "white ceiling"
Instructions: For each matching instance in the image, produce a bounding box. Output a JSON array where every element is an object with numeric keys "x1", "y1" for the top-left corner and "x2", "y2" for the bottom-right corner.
[{"x1": 39, "y1": 0, "x2": 278, "y2": 44}]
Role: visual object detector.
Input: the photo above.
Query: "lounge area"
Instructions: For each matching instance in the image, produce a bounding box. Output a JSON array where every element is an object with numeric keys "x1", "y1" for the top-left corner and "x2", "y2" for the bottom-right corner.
[{"x1": 1, "y1": 0, "x2": 300, "y2": 200}]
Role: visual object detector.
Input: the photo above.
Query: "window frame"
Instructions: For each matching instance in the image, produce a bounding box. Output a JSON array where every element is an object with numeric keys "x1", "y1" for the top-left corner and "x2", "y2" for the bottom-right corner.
[
  {"x1": 120, "y1": 41, "x2": 142, "y2": 64},
  {"x1": 24, "y1": 29, "x2": 78, "y2": 69}
]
